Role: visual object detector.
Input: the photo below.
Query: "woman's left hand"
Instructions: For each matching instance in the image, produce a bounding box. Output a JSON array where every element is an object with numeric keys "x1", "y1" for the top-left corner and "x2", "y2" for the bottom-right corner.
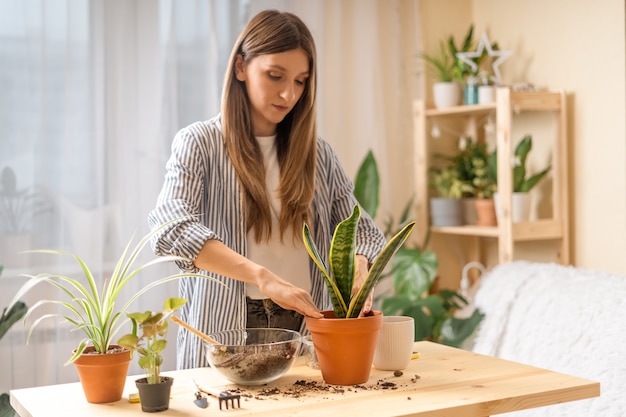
[{"x1": 352, "y1": 254, "x2": 373, "y2": 316}]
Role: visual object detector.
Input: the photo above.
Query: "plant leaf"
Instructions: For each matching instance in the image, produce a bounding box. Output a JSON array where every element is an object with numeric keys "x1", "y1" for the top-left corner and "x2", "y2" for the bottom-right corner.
[
  {"x1": 330, "y1": 205, "x2": 360, "y2": 311},
  {"x1": 347, "y1": 220, "x2": 415, "y2": 318},
  {"x1": 302, "y1": 223, "x2": 347, "y2": 317},
  {"x1": 353, "y1": 150, "x2": 380, "y2": 219}
]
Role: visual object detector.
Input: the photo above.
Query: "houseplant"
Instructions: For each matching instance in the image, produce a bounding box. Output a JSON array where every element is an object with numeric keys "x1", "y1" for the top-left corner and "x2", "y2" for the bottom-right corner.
[
  {"x1": 429, "y1": 165, "x2": 472, "y2": 227},
  {"x1": 449, "y1": 137, "x2": 492, "y2": 224},
  {"x1": 354, "y1": 151, "x2": 484, "y2": 347},
  {"x1": 464, "y1": 145, "x2": 497, "y2": 226},
  {"x1": 303, "y1": 205, "x2": 414, "y2": 385},
  {"x1": 5, "y1": 218, "x2": 218, "y2": 403},
  {"x1": 0, "y1": 264, "x2": 27, "y2": 417},
  {"x1": 493, "y1": 134, "x2": 552, "y2": 222},
  {"x1": 420, "y1": 24, "x2": 484, "y2": 108},
  {"x1": 118, "y1": 297, "x2": 186, "y2": 412}
]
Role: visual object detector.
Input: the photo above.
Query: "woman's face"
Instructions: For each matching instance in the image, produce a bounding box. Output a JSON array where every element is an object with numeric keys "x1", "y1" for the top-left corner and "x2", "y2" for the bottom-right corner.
[{"x1": 236, "y1": 48, "x2": 309, "y2": 137}]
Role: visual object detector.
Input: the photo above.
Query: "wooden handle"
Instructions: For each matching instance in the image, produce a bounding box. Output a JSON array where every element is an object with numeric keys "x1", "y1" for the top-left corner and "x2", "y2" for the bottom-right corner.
[{"x1": 171, "y1": 315, "x2": 220, "y2": 345}]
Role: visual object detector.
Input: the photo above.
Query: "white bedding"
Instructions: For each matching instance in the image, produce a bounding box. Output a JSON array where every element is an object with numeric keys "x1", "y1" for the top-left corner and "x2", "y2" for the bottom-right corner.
[{"x1": 470, "y1": 261, "x2": 626, "y2": 417}]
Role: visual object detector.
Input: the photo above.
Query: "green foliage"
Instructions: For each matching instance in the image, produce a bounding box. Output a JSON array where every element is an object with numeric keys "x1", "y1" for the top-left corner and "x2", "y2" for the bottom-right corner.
[
  {"x1": 353, "y1": 151, "x2": 484, "y2": 347},
  {"x1": 303, "y1": 205, "x2": 415, "y2": 319},
  {"x1": 0, "y1": 393, "x2": 14, "y2": 417},
  {"x1": 118, "y1": 298, "x2": 186, "y2": 384},
  {"x1": 6, "y1": 218, "x2": 219, "y2": 364},
  {"x1": 354, "y1": 150, "x2": 380, "y2": 220},
  {"x1": 448, "y1": 138, "x2": 497, "y2": 199},
  {"x1": 429, "y1": 165, "x2": 473, "y2": 199},
  {"x1": 0, "y1": 265, "x2": 25, "y2": 417},
  {"x1": 493, "y1": 134, "x2": 552, "y2": 193},
  {"x1": 421, "y1": 24, "x2": 496, "y2": 83}
]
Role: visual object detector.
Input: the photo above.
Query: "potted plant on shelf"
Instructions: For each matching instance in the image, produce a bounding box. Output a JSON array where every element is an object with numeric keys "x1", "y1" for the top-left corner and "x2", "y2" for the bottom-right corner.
[
  {"x1": 493, "y1": 134, "x2": 551, "y2": 222},
  {"x1": 5, "y1": 218, "x2": 218, "y2": 404},
  {"x1": 429, "y1": 165, "x2": 472, "y2": 227},
  {"x1": 302, "y1": 205, "x2": 414, "y2": 385},
  {"x1": 420, "y1": 24, "x2": 482, "y2": 109},
  {"x1": 449, "y1": 137, "x2": 492, "y2": 224},
  {"x1": 118, "y1": 297, "x2": 186, "y2": 413},
  {"x1": 466, "y1": 146, "x2": 498, "y2": 226}
]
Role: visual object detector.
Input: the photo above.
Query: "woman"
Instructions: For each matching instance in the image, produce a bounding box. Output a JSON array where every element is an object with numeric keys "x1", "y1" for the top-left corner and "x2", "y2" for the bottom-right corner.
[{"x1": 148, "y1": 9, "x2": 385, "y2": 369}]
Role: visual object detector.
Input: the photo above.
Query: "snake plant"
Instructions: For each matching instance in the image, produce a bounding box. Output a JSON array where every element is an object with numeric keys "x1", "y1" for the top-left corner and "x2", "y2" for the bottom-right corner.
[{"x1": 303, "y1": 205, "x2": 415, "y2": 319}]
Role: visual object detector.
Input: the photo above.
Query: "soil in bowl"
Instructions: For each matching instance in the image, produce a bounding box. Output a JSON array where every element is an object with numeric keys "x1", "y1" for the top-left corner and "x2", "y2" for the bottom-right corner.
[{"x1": 205, "y1": 328, "x2": 301, "y2": 385}]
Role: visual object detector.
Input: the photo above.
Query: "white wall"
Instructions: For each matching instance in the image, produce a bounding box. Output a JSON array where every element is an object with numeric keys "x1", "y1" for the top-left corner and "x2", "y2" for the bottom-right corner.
[{"x1": 421, "y1": 0, "x2": 626, "y2": 274}]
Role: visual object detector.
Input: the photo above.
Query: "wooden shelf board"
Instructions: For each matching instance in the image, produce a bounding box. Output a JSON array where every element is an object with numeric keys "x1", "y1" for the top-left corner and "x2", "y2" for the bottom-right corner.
[
  {"x1": 431, "y1": 219, "x2": 564, "y2": 241},
  {"x1": 431, "y1": 225, "x2": 499, "y2": 237},
  {"x1": 425, "y1": 103, "x2": 496, "y2": 117}
]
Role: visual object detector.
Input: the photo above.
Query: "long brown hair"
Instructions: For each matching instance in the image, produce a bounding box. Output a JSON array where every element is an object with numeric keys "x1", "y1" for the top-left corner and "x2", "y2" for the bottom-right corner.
[{"x1": 221, "y1": 10, "x2": 317, "y2": 243}]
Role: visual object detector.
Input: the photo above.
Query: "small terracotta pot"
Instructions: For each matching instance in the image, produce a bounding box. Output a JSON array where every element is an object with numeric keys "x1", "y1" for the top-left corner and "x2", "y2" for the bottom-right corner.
[
  {"x1": 305, "y1": 310, "x2": 383, "y2": 385},
  {"x1": 73, "y1": 345, "x2": 131, "y2": 403},
  {"x1": 135, "y1": 376, "x2": 174, "y2": 412},
  {"x1": 475, "y1": 198, "x2": 497, "y2": 226}
]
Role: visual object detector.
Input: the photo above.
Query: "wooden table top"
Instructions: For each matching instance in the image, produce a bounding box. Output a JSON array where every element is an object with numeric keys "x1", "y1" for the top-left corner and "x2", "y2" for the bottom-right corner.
[{"x1": 10, "y1": 341, "x2": 599, "y2": 417}]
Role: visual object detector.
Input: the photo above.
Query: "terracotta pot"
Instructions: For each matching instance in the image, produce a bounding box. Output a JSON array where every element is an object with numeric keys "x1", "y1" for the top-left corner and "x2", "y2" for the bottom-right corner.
[
  {"x1": 305, "y1": 310, "x2": 383, "y2": 385},
  {"x1": 475, "y1": 198, "x2": 497, "y2": 226},
  {"x1": 135, "y1": 376, "x2": 174, "y2": 412},
  {"x1": 72, "y1": 345, "x2": 131, "y2": 403}
]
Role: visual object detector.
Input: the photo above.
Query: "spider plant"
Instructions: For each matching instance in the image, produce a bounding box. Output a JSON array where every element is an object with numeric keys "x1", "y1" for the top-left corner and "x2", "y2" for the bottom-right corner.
[
  {"x1": 6, "y1": 218, "x2": 218, "y2": 364},
  {"x1": 302, "y1": 205, "x2": 415, "y2": 319}
]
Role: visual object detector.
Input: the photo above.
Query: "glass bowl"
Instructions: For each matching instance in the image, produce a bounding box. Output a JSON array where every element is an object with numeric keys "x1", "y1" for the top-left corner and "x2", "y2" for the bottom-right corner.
[{"x1": 203, "y1": 328, "x2": 301, "y2": 385}]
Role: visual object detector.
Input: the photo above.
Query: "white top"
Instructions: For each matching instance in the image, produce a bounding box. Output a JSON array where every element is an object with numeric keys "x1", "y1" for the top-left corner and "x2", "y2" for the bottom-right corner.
[{"x1": 245, "y1": 135, "x2": 311, "y2": 299}]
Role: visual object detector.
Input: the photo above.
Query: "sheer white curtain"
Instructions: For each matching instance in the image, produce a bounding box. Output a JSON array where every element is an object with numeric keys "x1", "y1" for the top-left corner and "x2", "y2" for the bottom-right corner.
[{"x1": 0, "y1": 0, "x2": 422, "y2": 392}]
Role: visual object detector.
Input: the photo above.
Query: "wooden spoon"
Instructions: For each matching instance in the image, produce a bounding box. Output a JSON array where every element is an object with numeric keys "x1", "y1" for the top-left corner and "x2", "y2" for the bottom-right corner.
[{"x1": 171, "y1": 315, "x2": 221, "y2": 345}]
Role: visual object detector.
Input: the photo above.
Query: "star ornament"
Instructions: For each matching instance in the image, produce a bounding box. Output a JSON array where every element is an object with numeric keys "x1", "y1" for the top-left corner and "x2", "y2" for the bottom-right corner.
[{"x1": 456, "y1": 32, "x2": 512, "y2": 85}]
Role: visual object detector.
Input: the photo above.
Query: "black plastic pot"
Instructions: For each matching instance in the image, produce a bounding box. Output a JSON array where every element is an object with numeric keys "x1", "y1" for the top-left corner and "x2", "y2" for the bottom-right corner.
[{"x1": 135, "y1": 376, "x2": 174, "y2": 412}]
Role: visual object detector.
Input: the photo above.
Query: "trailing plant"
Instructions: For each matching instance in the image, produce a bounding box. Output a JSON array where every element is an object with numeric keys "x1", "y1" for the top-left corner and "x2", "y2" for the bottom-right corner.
[
  {"x1": 118, "y1": 297, "x2": 186, "y2": 384},
  {"x1": 353, "y1": 150, "x2": 484, "y2": 347},
  {"x1": 498, "y1": 134, "x2": 552, "y2": 192},
  {"x1": 6, "y1": 218, "x2": 219, "y2": 364},
  {"x1": 0, "y1": 265, "x2": 27, "y2": 417},
  {"x1": 303, "y1": 205, "x2": 415, "y2": 319}
]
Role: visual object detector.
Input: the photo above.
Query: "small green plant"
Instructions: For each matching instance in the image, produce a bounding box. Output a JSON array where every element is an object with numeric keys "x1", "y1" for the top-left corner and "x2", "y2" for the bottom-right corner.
[
  {"x1": 303, "y1": 205, "x2": 414, "y2": 319},
  {"x1": 453, "y1": 138, "x2": 497, "y2": 199},
  {"x1": 492, "y1": 135, "x2": 552, "y2": 193},
  {"x1": 429, "y1": 165, "x2": 473, "y2": 198},
  {"x1": 118, "y1": 298, "x2": 186, "y2": 384},
  {"x1": 421, "y1": 24, "x2": 494, "y2": 83},
  {"x1": 6, "y1": 218, "x2": 219, "y2": 364}
]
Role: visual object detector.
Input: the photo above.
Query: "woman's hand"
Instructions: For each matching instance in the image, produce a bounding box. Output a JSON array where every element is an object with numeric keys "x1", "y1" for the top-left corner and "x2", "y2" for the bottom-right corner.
[
  {"x1": 352, "y1": 254, "x2": 373, "y2": 316},
  {"x1": 195, "y1": 239, "x2": 323, "y2": 318}
]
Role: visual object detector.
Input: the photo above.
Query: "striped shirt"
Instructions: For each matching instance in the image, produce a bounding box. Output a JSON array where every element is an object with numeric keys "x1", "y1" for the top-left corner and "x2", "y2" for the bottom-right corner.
[{"x1": 148, "y1": 115, "x2": 386, "y2": 369}]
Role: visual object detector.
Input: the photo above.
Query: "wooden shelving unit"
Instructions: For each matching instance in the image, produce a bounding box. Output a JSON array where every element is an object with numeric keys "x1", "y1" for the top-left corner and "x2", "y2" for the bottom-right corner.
[{"x1": 413, "y1": 87, "x2": 569, "y2": 265}]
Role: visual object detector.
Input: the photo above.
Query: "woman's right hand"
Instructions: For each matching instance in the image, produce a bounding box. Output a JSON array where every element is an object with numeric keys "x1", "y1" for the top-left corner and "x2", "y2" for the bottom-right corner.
[{"x1": 194, "y1": 239, "x2": 323, "y2": 318}]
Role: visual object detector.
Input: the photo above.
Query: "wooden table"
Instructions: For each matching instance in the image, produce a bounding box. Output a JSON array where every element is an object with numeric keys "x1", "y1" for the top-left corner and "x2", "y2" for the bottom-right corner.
[{"x1": 10, "y1": 341, "x2": 599, "y2": 417}]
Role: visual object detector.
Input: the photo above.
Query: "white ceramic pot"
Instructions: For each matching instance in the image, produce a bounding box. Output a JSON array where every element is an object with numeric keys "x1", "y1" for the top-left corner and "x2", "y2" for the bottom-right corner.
[
  {"x1": 433, "y1": 82, "x2": 460, "y2": 109},
  {"x1": 478, "y1": 85, "x2": 495, "y2": 104},
  {"x1": 494, "y1": 192, "x2": 532, "y2": 223}
]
